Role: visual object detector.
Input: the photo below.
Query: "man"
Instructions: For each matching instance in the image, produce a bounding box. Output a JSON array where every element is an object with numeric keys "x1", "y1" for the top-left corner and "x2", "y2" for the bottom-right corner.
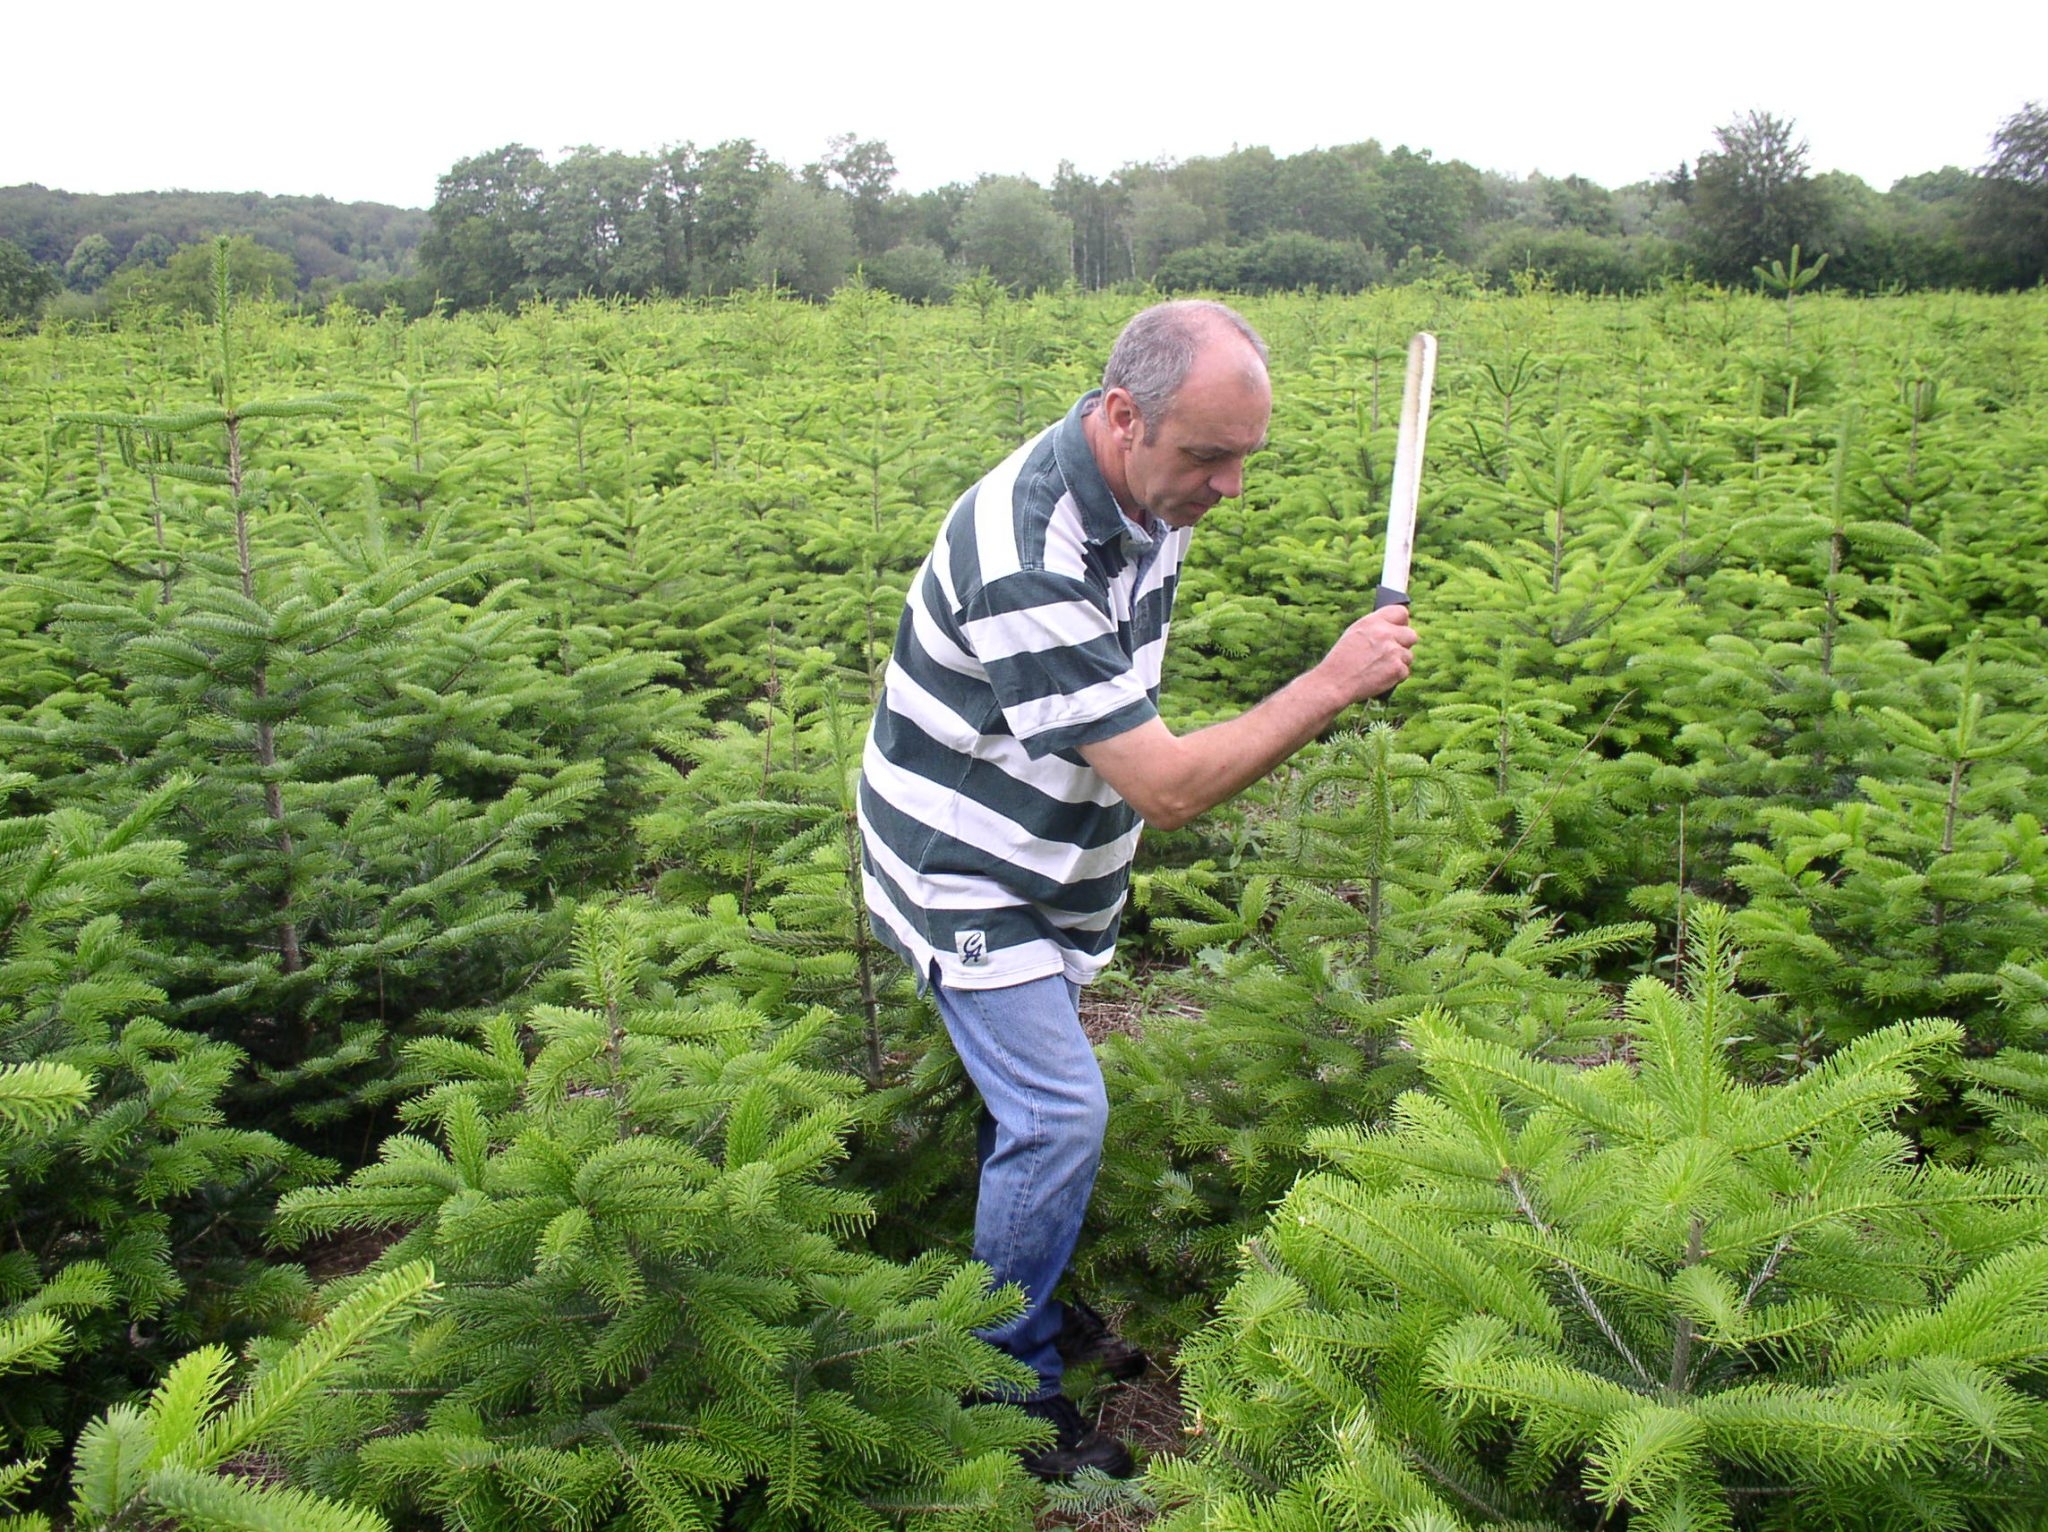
[{"x1": 857, "y1": 300, "x2": 1416, "y2": 1480}]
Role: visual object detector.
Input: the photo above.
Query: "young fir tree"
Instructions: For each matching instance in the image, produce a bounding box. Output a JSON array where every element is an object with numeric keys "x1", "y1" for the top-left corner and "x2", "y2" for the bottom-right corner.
[
  {"x1": 1654, "y1": 405, "x2": 1939, "y2": 831},
  {"x1": 1726, "y1": 637, "x2": 2048, "y2": 1064},
  {"x1": 55, "y1": 1259, "x2": 437, "y2": 1532},
  {"x1": 0, "y1": 1056, "x2": 96, "y2": 1528},
  {"x1": 1387, "y1": 421, "x2": 1703, "y2": 931},
  {"x1": 1155, "y1": 906, "x2": 2048, "y2": 1530},
  {"x1": 15, "y1": 241, "x2": 663, "y2": 1129},
  {"x1": 1089, "y1": 728, "x2": 1650, "y2": 1330},
  {"x1": 634, "y1": 643, "x2": 983, "y2": 1249},
  {"x1": 272, "y1": 903, "x2": 1045, "y2": 1530},
  {"x1": 645, "y1": 647, "x2": 905, "y2": 1082},
  {"x1": 1952, "y1": 956, "x2": 2048, "y2": 1166},
  {"x1": 1413, "y1": 640, "x2": 1661, "y2": 909},
  {"x1": 1421, "y1": 431, "x2": 1685, "y2": 738},
  {"x1": 0, "y1": 773, "x2": 330, "y2": 1497},
  {"x1": 1628, "y1": 415, "x2": 1740, "y2": 603},
  {"x1": 6, "y1": 1138, "x2": 432, "y2": 1532}
]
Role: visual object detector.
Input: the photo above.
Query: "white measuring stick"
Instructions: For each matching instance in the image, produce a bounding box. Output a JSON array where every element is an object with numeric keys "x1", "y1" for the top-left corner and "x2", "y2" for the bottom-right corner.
[{"x1": 1374, "y1": 331, "x2": 1438, "y2": 611}]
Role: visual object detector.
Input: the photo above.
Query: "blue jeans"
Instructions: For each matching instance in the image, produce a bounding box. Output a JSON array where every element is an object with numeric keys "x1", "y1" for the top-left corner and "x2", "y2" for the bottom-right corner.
[{"x1": 931, "y1": 968, "x2": 1106, "y2": 1401}]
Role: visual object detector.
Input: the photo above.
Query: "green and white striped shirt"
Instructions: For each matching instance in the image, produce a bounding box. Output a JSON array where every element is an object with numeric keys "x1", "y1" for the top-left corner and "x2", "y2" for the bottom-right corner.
[{"x1": 858, "y1": 391, "x2": 1189, "y2": 990}]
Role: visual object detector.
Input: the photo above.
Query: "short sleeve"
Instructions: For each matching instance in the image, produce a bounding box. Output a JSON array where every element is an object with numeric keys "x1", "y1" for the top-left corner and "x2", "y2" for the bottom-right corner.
[{"x1": 959, "y1": 570, "x2": 1157, "y2": 757}]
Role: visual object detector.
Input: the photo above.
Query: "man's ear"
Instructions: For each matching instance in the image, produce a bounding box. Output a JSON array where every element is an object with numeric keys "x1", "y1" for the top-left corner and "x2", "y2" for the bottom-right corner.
[{"x1": 1100, "y1": 387, "x2": 1143, "y2": 447}]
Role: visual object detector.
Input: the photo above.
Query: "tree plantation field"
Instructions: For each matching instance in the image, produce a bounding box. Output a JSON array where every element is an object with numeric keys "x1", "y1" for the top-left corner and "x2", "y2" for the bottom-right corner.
[{"x1": 5, "y1": 275, "x2": 2048, "y2": 1530}]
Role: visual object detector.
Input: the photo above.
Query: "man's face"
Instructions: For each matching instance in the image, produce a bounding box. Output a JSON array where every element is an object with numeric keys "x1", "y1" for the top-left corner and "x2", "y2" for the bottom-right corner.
[{"x1": 1116, "y1": 347, "x2": 1271, "y2": 530}]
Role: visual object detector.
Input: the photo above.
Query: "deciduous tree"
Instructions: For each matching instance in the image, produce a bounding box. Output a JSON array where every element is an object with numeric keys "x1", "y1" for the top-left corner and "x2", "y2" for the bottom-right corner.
[
  {"x1": 0, "y1": 237, "x2": 54, "y2": 322},
  {"x1": 1970, "y1": 100, "x2": 2048, "y2": 287},
  {"x1": 1689, "y1": 109, "x2": 1831, "y2": 284},
  {"x1": 1123, "y1": 182, "x2": 1210, "y2": 279},
  {"x1": 744, "y1": 179, "x2": 856, "y2": 300},
  {"x1": 868, "y1": 238, "x2": 956, "y2": 303},
  {"x1": 688, "y1": 137, "x2": 777, "y2": 293},
  {"x1": 1274, "y1": 146, "x2": 1379, "y2": 244},
  {"x1": 1052, "y1": 160, "x2": 1124, "y2": 289},
  {"x1": 518, "y1": 146, "x2": 662, "y2": 300},
  {"x1": 1543, "y1": 172, "x2": 1619, "y2": 235},
  {"x1": 1377, "y1": 145, "x2": 1481, "y2": 259},
  {"x1": 418, "y1": 143, "x2": 548, "y2": 310},
  {"x1": 1219, "y1": 145, "x2": 1284, "y2": 241},
  {"x1": 62, "y1": 233, "x2": 117, "y2": 292},
  {"x1": 148, "y1": 235, "x2": 296, "y2": 315},
  {"x1": 953, "y1": 175, "x2": 1071, "y2": 295},
  {"x1": 823, "y1": 132, "x2": 900, "y2": 260}
]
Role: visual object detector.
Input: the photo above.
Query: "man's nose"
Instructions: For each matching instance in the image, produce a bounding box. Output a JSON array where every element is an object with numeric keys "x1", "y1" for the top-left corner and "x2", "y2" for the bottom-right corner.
[{"x1": 1212, "y1": 461, "x2": 1245, "y2": 499}]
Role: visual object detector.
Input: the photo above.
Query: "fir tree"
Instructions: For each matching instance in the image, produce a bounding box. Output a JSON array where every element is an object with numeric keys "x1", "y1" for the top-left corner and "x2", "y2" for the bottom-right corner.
[
  {"x1": 274, "y1": 903, "x2": 1044, "y2": 1530},
  {"x1": 635, "y1": 646, "x2": 980, "y2": 1246},
  {"x1": 0, "y1": 773, "x2": 330, "y2": 1516},
  {"x1": 1954, "y1": 956, "x2": 2048, "y2": 1165},
  {"x1": 60, "y1": 1259, "x2": 436, "y2": 1532},
  {"x1": 1156, "y1": 906, "x2": 2048, "y2": 1529},
  {"x1": 1091, "y1": 728, "x2": 1650, "y2": 1328},
  {"x1": 14, "y1": 240, "x2": 672, "y2": 1132},
  {"x1": 0, "y1": 1056, "x2": 95, "y2": 1530},
  {"x1": 1727, "y1": 637, "x2": 2048, "y2": 1069}
]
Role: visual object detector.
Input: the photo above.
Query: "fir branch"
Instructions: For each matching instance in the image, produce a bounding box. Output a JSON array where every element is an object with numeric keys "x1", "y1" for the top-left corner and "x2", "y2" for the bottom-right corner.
[
  {"x1": 1741, "y1": 1234, "x2": 1797, "y2": 1308},
  {"x1": 1504, "y1": 1170, "x2": 1658, "y2": 1392},
  {"x1": 1399, "y1": 1441, "x2": 1522, "y2": 1522},
  {"x1": 1479, "y1": 690, "x2": 1636, "y2": 893},
  {"x1": 1668, "y1": 1216, "x2": 1705, "y2": 1394}
]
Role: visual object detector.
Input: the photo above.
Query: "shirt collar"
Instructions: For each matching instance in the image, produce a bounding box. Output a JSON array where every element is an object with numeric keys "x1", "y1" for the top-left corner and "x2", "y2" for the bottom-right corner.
[{"x1": 1055, "y1": 390, "x2": 1159, "y2": 554}]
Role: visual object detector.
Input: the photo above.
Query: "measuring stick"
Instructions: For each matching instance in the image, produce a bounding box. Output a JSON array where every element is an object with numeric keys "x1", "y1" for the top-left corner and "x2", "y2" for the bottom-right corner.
[{"x1": 1373, "y1": 331, "x2": 1438, "y2": 613}]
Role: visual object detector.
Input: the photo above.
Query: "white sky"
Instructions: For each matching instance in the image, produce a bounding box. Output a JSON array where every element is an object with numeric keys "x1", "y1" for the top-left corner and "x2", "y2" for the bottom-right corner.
[{"x1": 6, "y1": 2, "x2": 2041, "y2": 209}]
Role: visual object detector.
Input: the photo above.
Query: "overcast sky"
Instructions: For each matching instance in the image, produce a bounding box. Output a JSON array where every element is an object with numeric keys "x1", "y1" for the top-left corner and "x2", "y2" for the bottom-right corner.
[{"x1": 7, "y1": 2, "x2": 2040, "y2": 209}]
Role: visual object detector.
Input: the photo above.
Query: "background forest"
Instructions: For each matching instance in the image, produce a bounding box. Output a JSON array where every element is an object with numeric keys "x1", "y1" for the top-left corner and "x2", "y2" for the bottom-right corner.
[
  {"x1": 3, "y1": 100, "x2": 2046, "y2": 330},
  {"x1": 3, "y1": 232, "x2": 2048, "y2": 1529}
]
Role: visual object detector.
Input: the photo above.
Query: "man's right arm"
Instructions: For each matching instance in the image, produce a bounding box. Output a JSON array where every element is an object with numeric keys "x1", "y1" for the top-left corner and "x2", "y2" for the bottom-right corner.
[{"x1": 1077, "y1": 605, "x2": 1416, "y2": 831}]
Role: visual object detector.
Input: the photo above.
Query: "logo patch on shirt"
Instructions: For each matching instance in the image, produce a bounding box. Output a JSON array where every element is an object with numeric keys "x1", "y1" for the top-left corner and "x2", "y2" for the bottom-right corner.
[{"x1": 955, "y1": 930, "x2": 989, "y2": 966}]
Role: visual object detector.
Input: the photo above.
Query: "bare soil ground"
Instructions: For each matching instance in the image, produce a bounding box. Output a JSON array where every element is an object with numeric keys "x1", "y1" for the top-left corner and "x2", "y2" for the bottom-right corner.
[
  {"x1": 1032, "y1": 1336, "x2": 1187, "y2": 1531},
  {"x1": 297, "y1": 1224, "x2": 401, "y2": 1284},
  {"x1": 1078, "y1": 978, "x2": 1206, "y2": 1047}
]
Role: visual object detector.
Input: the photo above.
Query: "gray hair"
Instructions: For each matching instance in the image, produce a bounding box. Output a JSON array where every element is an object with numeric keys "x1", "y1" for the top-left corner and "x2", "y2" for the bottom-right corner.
[{"x1": 1102, "y1": 300, "x2": 1269, "y2": 440}]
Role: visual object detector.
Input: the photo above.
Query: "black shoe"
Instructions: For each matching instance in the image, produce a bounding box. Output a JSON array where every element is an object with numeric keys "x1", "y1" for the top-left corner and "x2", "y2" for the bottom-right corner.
[
  {"x1": 1018, "y1": 1393, "x2": 1135, "y2": 1482},
  {"x1": 1054, "y1": 1298, "x2": 1149, "y2": 1382}
]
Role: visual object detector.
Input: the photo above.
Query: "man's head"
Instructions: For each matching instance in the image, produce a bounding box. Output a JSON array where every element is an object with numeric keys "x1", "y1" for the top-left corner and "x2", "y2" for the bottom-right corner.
[
  {"x1": 1093, "y1": 300, "x2": 1272, "y2": 530},
  {"x1": 1102, "y1": 300, "x2": 1270, "y2": 438}
]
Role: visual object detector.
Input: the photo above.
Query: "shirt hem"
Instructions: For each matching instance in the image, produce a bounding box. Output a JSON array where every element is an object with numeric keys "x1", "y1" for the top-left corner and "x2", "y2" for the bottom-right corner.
[{"x1": 930, "y1": 954, "x2": 1071, "y2": 992}]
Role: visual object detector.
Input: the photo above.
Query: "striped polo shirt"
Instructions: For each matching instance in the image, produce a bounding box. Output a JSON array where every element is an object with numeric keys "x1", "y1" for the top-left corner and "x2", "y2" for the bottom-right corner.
[{"x1": 858, "y1": 391, "x2": 1190, "y2": 991}]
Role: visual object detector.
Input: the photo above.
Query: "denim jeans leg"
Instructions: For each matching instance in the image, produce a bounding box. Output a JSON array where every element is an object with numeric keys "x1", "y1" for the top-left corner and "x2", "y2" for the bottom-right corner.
[{"x1": 932, "y1": 969, "x2": 1104, "y2": 1401}]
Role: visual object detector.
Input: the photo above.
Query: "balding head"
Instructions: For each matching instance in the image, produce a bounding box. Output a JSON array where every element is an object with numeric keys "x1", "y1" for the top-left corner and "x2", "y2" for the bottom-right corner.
[{"x1": 1102, "y1": 300, "x2": 1269, "y2": 443}]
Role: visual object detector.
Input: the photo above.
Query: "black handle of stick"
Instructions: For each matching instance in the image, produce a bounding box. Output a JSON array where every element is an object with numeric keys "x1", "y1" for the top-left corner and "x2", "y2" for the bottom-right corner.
[{"x1": 1371, "y1": 585, "x2": 1409, "y2": 701}]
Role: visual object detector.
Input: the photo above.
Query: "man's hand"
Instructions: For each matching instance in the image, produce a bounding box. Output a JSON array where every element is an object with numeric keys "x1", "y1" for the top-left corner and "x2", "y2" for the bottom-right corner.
[
  {"x1": 1079, "y1": 603, "x2": 1419, "y2": 831},
  {"x1": 1318, "y1": 603, "x2": 1416, "y2": 705}
]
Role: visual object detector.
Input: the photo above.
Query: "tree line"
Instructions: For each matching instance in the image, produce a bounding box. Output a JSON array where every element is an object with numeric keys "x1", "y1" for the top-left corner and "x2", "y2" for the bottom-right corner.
[
  {"x1": 0, "y1": 185, "x2": 424, "y2": 322},
  {"x1": 2, "y1": 104, "x2": 2043, "y2": 324}
]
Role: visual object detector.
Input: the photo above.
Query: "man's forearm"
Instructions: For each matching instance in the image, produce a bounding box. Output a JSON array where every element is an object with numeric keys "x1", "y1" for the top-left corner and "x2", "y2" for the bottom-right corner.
[
  {"x1": 1114, "y1": 671, "x2": 1353, "y2": 830},
  {"x1": 1078, "y1": 605, "x2": 1415, "y2": 831}
]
